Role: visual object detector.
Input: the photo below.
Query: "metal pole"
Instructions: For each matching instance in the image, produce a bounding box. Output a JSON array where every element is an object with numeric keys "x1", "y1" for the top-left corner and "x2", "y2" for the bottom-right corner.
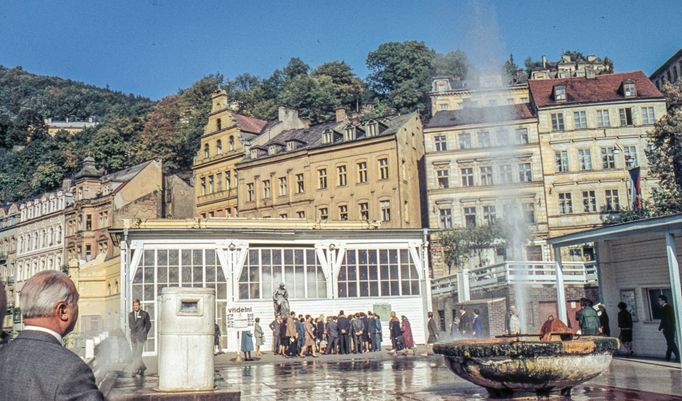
[
  {"x1": 553, "y1": 246, "x2": 568, "y2": 324},
  {"x1": 664, "y1": 232, "x2": 682, "y2": 368}
]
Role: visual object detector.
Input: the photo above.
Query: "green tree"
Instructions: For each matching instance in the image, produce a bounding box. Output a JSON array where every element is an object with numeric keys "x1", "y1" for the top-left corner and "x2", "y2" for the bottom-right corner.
[
  {"x1": 503, "y1": 54, "x2": 519, "y2": 78},
  {"x1": 366, "y1": 41, "x2": 436, "y2": 114},
  {"x1": 647, "y1": 80, "x2": 682, "y2": 213},
  {"x1": 283, "y1": 57, "x2": 310, "y2": 81},
  {"x1": 312, "y1": 61, "x2": 365, "y2": 111},
  {"x1": 280, "y1": 74, "x2": 339, "y2": 123},
  {"x1": 433, "y1": 50, "x2": 470, "y2": 79}
]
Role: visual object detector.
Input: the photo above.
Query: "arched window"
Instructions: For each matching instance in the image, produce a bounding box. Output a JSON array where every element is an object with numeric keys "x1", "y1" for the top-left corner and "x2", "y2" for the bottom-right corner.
[
  {"x1": 216, "y1": 118, "x2": 222, "y2": 131},
  {"x1": 216, "y1": 139, "x2": 222, "y2": 154},
  {"x1": 229, "y1": 136, "x2": 235, "y2": 151},
  {"x1": 49, "y1": 227, "x2": 54, "y2": 246},
  {"x1": 56, "y1": 226, "x2": 62, "y2": 244},
  {"x1": 114, "y1": 280, "x2": 119, "y2": 294},
  {"x1": 204, "y1": 143, "x2": 210, "y2": 158}
]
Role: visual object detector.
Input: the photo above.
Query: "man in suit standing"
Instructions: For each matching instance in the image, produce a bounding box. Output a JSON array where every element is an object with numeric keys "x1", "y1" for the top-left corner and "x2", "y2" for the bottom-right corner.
[
  {"x1": 325, "y1": 315, "x2": 339, "y2": 354},
  {"x1": 658, "y1": 295, "x2": 680, "y2": 362},
  {"x1": 0, "y1": 270, "x2": 104, "y2": 401},
  {"x1": 472, "y1": 309, "x2": 483, "y2": 338},
  {"x1": 129, "y1": 299, "x2": 152, "y2": 377},
  {"x1": 423, "y1": 311, "x2": 439, "y2": 356},
  {"x1": 337, "y1": 310, "x2": 350, "y2": 354}
]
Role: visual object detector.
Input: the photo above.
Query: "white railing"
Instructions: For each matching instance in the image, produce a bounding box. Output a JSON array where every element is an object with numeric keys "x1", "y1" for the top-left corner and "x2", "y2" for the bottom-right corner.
[{"x1": 431, "y1": 261, "x2": 598, "y2": 296}]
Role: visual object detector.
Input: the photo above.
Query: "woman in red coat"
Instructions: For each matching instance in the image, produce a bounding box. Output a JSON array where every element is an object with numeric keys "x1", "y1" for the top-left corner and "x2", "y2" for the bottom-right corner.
[{"x1": 400, "y1": 315, "x2": 416, "y2": 356}]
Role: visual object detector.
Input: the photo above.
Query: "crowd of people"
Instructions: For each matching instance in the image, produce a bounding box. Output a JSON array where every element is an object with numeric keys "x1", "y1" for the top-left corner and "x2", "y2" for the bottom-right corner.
[
  {"x1": 448, "y1": 307, "x2": 484, "y2": 338},
  {"x1": 263, "y1": 310, "x2": 428, "y2": 358}
]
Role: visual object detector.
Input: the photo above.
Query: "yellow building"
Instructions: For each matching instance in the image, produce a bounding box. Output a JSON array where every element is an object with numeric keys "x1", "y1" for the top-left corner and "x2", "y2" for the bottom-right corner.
[
  {"x1": 429, "y1": 75, "x2": 529, "y2": 115},
  {"x1": 193, "y1": 90, "x2": 306, "y2": 218},
  {"x1": 529, "y1": 71, "x2": 666, "y2": 237},
  {"x1": 236, "y1": 110, "x2": 425, "y2": 228},
  {"x1": 424, "y1": 103, "x2": 548, "y2": 264},
  {"x1": 44, "y1": 118, "x2": 99, "y2": 137}
]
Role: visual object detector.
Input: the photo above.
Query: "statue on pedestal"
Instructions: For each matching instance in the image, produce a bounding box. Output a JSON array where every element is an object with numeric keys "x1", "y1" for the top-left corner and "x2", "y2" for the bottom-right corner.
[{"x1": 273, "y1": 283, "x2": 290, "y2": 318}]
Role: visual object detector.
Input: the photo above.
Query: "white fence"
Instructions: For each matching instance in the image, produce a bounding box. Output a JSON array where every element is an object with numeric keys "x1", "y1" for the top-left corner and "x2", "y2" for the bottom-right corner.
[{"x1": 431, "y1": 261, "x2": 598, "y2": 296}]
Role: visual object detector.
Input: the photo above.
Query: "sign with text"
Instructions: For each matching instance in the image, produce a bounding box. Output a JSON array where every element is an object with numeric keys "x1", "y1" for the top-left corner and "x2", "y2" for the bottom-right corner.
[{"x1": 226, "y1": 305, "x2": 255, "y2": 330}]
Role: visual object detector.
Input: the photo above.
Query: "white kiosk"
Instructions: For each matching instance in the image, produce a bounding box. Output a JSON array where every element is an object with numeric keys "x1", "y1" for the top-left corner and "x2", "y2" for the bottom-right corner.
[{"x1": 158, "y1": 287, "x2": 215, "y2": 391}]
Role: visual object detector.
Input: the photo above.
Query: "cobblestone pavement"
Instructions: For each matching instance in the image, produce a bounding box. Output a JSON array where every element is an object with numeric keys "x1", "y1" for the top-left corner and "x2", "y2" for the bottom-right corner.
[{"x1": 110, "y1": 354, "x2": 682, "y2": 401}]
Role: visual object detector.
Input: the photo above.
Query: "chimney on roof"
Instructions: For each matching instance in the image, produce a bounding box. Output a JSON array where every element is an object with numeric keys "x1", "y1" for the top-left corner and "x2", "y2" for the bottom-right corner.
[
  {"x1": 351, "y1": 112, "x2": 361, "y2": 125},
  {"x1": 335, "y1": 107, "x2": 348, "y2": 123},
  {"x1": 585, "y1": 67, "x2": 596, "y2": 79}
]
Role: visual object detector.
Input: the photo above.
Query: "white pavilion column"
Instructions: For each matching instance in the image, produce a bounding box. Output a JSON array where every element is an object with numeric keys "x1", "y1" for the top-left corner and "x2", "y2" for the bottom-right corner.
[
  {"x1": 665, "y1": 232, "x2": 682, "y2": 368},
  {"x1": 553, "y1": 246, "x2": 568, "y2": 324}
]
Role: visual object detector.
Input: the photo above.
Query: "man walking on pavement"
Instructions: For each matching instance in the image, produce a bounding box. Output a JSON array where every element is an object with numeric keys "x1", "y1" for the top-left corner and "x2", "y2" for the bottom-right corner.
[
  {"x1": 129, "y1": 299, "x2": 151, "y2": 377},
  {"x1": 658, "y1": 295, "x2": 680, "y2": 362}
]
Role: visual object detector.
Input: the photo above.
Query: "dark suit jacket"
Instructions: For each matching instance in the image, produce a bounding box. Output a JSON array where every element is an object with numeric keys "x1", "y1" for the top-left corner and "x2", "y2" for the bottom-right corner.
[
  {"x1": 129, "y1": 310, "x2": 151, "y2": 343},
  {"x1": 660, "y1": 303, "x2": 676, "y2": 334},
  {"x1": 337, "y1": 316, "x2": 350, "y2": 334},
  {"x1": 0, "y1": 330, "x2": 104, "y2": 401}
]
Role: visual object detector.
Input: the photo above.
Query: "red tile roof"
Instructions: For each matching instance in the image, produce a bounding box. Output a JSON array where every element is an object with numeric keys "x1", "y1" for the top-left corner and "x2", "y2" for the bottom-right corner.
[
  {"x1": 231, "y1": 112, "x2": 268, "y2": 134},
  {"x1": 528, "y1": 71, "x2": 663, "y2": 108}
]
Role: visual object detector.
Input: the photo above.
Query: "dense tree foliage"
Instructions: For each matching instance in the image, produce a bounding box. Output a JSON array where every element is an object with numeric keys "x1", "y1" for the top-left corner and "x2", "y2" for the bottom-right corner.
[{"x1": 647, "y1": 80, "x2": 682, "y2": 214}]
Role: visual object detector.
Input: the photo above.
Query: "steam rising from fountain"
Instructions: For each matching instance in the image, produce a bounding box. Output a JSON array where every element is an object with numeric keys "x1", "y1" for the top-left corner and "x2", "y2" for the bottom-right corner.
[{"x1": 458, "y1": 1, "x2": 533, "y2": 332}]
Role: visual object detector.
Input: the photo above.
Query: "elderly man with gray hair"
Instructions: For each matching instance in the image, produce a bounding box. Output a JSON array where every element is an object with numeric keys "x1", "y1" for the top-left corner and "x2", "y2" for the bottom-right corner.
[{"x1": 0, "y1": 270, "x2": 104, "y2": 401}]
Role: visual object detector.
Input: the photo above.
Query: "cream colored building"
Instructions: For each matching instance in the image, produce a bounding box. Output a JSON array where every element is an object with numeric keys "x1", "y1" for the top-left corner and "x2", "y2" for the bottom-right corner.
[
  {"x1": 44, "y1": 118, "x2": 99, "y2": 137},
  {"x1": 193, "y1": 90, "x2": 306, "y2": 218},
  {"x1": 529, "y1": 71, "x2": 666, "y2": 237},
  {"x1": 424, "y1": 103, "x2": 548, "y2": 261},
  {"x1": 650, "y1": 48, "x2": 682, "y2": 90},
  {"x1": 429, "y1": 76, "x2": 529, "y2": 115},
  {"x1": 236, "y1": 111, "x2": 424, "y2": 228}
]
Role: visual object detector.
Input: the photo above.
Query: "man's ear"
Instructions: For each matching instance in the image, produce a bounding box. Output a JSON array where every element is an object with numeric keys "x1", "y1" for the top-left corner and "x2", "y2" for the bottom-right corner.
[{"x1": 57, "y1": 303, "x2": 69, "y2": 321}]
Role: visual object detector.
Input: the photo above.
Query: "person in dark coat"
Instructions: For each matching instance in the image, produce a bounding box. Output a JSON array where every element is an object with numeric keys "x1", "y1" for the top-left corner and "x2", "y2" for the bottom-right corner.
[
  {"x1": 458, "y1": 308, "x2": 472, "y2": 337},
  {"x1": 368, "y1": 312, "x2": 378, "y2": 352},
  {"x1": 269, "y1": 316, "x2": 282, "y2": 354},
  {"x1": 0, "y1": 271, "x2": 104, "y2": 401},
  {"x1": 423, "y1": 311, "x2": 439, "y2": 356},
  {"x1": 389, "y1": 311, "x2": 402, "y2": 355},
  {"x1": 362, "y1": 312, "x2": 371, "y2": 352},
  {"x1": 596, "y1": 304, "x2": 611, "y2": 336},
  {"x1": 400, "y1": 315, "x2": 416, "y2": 355},
  {"x1": 373, "y1": 312, "x2": 383, "y2": 352},
  {"x1": 325, "y1": 316, "x2": 339, "y2": 354},
  {"x1": 316, "y1": 315, "x2": 325, "y2": 352},
  {"x1": 279, "y1": 316, "x2": 288, "y2": 356},
  {"x1": 576, "y1": 298, "x2": 600, "y2": 336},
  {"x1": 214, "y1": 323, "x2": 223, "y2": 355},
  {"x1": 129, "y1": 299, "x2": 152, "y2": 377},
  {"x1": 617, "y1": 302, "x2": 633, "y2": 356},
  {"x1": 658, "y1": 295, "x2": 680, "y2": 362},
  {"x1": 285, "y1": 312, "x2": 298, "y2": 357},
  {"x1": 351, "y1": 313, "x2": 365, "y2": 353},
  {"x1": 296, "y1": 315, "x2": 305, "y2": 354},
  {"x1": 337, "y1": 310, "x2": 351, "y2": 354},
  {"x1": 472, "y1": 309, "x2": 483, "y2": 338}
]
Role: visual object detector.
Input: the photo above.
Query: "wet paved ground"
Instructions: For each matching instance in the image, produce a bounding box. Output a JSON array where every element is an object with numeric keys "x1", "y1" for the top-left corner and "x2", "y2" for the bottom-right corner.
[{"x1": 109, "y1": 354, "x2": 682, "y2": 400}]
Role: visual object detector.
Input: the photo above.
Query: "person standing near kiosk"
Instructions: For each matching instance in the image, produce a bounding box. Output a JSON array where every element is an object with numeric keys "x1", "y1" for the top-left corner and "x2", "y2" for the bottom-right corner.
[{"x1": 129, "y1": 299, "x2": 152, "y2": 377}]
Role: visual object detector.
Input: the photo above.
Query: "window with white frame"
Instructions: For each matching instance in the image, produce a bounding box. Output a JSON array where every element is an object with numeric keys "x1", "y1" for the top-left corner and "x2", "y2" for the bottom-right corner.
[
  {"x1": 596, "y1": 109, "x2": 611, "y2": 128},
  {"x1": 523, "y1": 202, "x2": 535, "y2": 223},
  {"x1": 262, "y1": 180, "x2": 270, "y2": 199},
  {"x1": 624, "y1": 146, "x2": 638, "y2": 167},
  {"x1": 619, "y1": 108, "x2": 633, "y2": 126},
  {"x1": 278, "y1": 177, "x2": 287, "y2": 196},
  {"x1": 338, "y1": 249, "x2": 420, "y2": 298},
  {"x1": 551, "y1": 113, "x2": 565, "y2": 131},
  {"x1": 478, "y1": 131, "x2": 491, "y2": 147},
  {"x1": 483, "y1": 205, "x2": 496, "y2": 225},
  {"x1": 459, "y1": 133, "x2": 472, "y2": 149},
  {"x1": 380, "y1": 200, "x2": 391, "y2": 222},
  {"x1": 461, "y1": 168, "x2": 474, "y2": 186},
  {"x1": 338, "y1": 205, "x2": 348, "y2": 221},
  {"x1": 439, "y1": 208, "x2": 452, "y2": 229},
  {"x1": 641, "y1": 107, "x2": 655, "y2": 125},
  {"x1": 555, "y1": 150, "x2": 569, "y2": 173},
  {"x1": 296, "y1": 173, "x2": 305, "y2": 193},
  {"x1": 516, "y1": 128, "x2": 529, "y2": 144},
  {"x1": 247, "y1": 183, "x2": 255, "y2": 202},
  {"x1": 378, "y1": 158, "x2": 389, "y2": 180},
  {"x1": 605, "y1": 189, "x2": 620, "y2": 211},
  {"x1": 601, "y1": 147, "x2": 616, "y2": 169},
  {"x1": 559, "y1": 193, "x2": 573, "y2": 214},
  {"x1": 573, "y1": 111, "x2": 587, "y2": 129},
  {"x1": 500, "y1": 164, "x2": 513, "y2": 183},
  {"x1": 337, "y1": 165, "x2": 347, "y2": 186},
  {"x1": 582, "y1": 191, "x2": 597, "y2": 212},
  {"x1": 359, "y1": 202, "x2": 369, "y2": 220},
  {"x1": 318, "y1": 169, "x2": 327, "y2": 189},
  {"x1": 357, "y1": 162, "x2": 368, "y2": 183},
  {"x1": 578, "y1": 149, "x2": 592, "y2": 171},
  {"x1": 511, "y1": 162, "x2": 529, "y2": 183},
  {"x1": 319, "y1": 207, "x2": 328, "y2": 221},
  {"x1": 480, "y1": 166, "x2": 494, "y2": 186},
  {"x1": 436, "y1": 168, "x2": 449, "y2": 188},
  {"x1": 434, "y1": 135, "x2": 447, "y2": 151},
  {"x1": 464, "y1": 207, "x2": 477, "y2": 227}
]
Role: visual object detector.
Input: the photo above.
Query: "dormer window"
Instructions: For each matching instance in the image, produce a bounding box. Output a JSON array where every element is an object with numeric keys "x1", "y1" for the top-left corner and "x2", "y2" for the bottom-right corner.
[
  {"x1": 366, "y1": 121, "x2": 378, "y2": 136},
  {"x1": 345, "y1": 125, "x2": 355, "y2": 141},
  {"x1": 623, "y1": 80, "x2": 636, "y2": 97},
  {"x1": 322, "y1": 129, "x2": 333, "y2": 144},
  {"x1": 554, "y1": 85, "x2": 567, "y2": 101},
  {"x1": 268, "y1": 145, "x2": 279, "y2": 155},
  {"x1": 250, "y1": 149, "x2": 259, "y2": 159},
  {"x1": 286, "y1": 141, "x2": 297, "y2": 151}
]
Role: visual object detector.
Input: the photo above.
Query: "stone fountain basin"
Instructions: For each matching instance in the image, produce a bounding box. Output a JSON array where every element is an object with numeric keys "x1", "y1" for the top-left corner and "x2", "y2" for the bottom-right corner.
[{"x1": 434, "y1": 336, "x2": 619, "y2": 397}]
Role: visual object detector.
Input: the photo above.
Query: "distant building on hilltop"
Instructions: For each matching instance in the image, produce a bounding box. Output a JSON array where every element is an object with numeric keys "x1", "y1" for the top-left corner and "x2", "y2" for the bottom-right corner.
[
  {"x1": 44, "y1": 117, "x2": 99, "y2": 137},
  {"x1": 529, "y1": 53, "x2": 612, "y2": 80}
]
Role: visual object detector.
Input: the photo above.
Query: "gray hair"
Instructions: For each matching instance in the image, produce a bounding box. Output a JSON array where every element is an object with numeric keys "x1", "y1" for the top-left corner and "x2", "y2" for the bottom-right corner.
[{"x1": 20, "y1": 270, "x2": 78, "y2": 319}]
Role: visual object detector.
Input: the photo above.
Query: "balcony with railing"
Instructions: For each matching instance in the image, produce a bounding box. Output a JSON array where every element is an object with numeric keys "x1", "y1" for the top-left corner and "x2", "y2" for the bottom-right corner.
[{"x1": 431, "y1": 261, "x2": 598, "y2": 296}]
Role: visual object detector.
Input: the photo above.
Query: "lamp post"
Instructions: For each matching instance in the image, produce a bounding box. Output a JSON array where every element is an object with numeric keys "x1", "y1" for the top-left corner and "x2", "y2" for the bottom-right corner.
[{"x1": 613, "y1": 146, "x2": 635, "y2": 209}]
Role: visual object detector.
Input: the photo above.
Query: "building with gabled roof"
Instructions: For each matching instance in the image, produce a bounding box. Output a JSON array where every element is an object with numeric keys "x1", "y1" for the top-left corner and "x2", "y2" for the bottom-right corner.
[
  {"x1": 193, "y1": 90, "x2": 306, "y2": 218},
  {"x1": 236, "y1": 110, "x2": 425, "y2": 228}
]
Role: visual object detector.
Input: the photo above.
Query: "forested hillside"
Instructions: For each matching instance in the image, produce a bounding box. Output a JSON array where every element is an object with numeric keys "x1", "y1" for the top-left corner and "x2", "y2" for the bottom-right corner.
[{"x1": 0, "y1": 41, "x2": 474, "y2": 204}]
